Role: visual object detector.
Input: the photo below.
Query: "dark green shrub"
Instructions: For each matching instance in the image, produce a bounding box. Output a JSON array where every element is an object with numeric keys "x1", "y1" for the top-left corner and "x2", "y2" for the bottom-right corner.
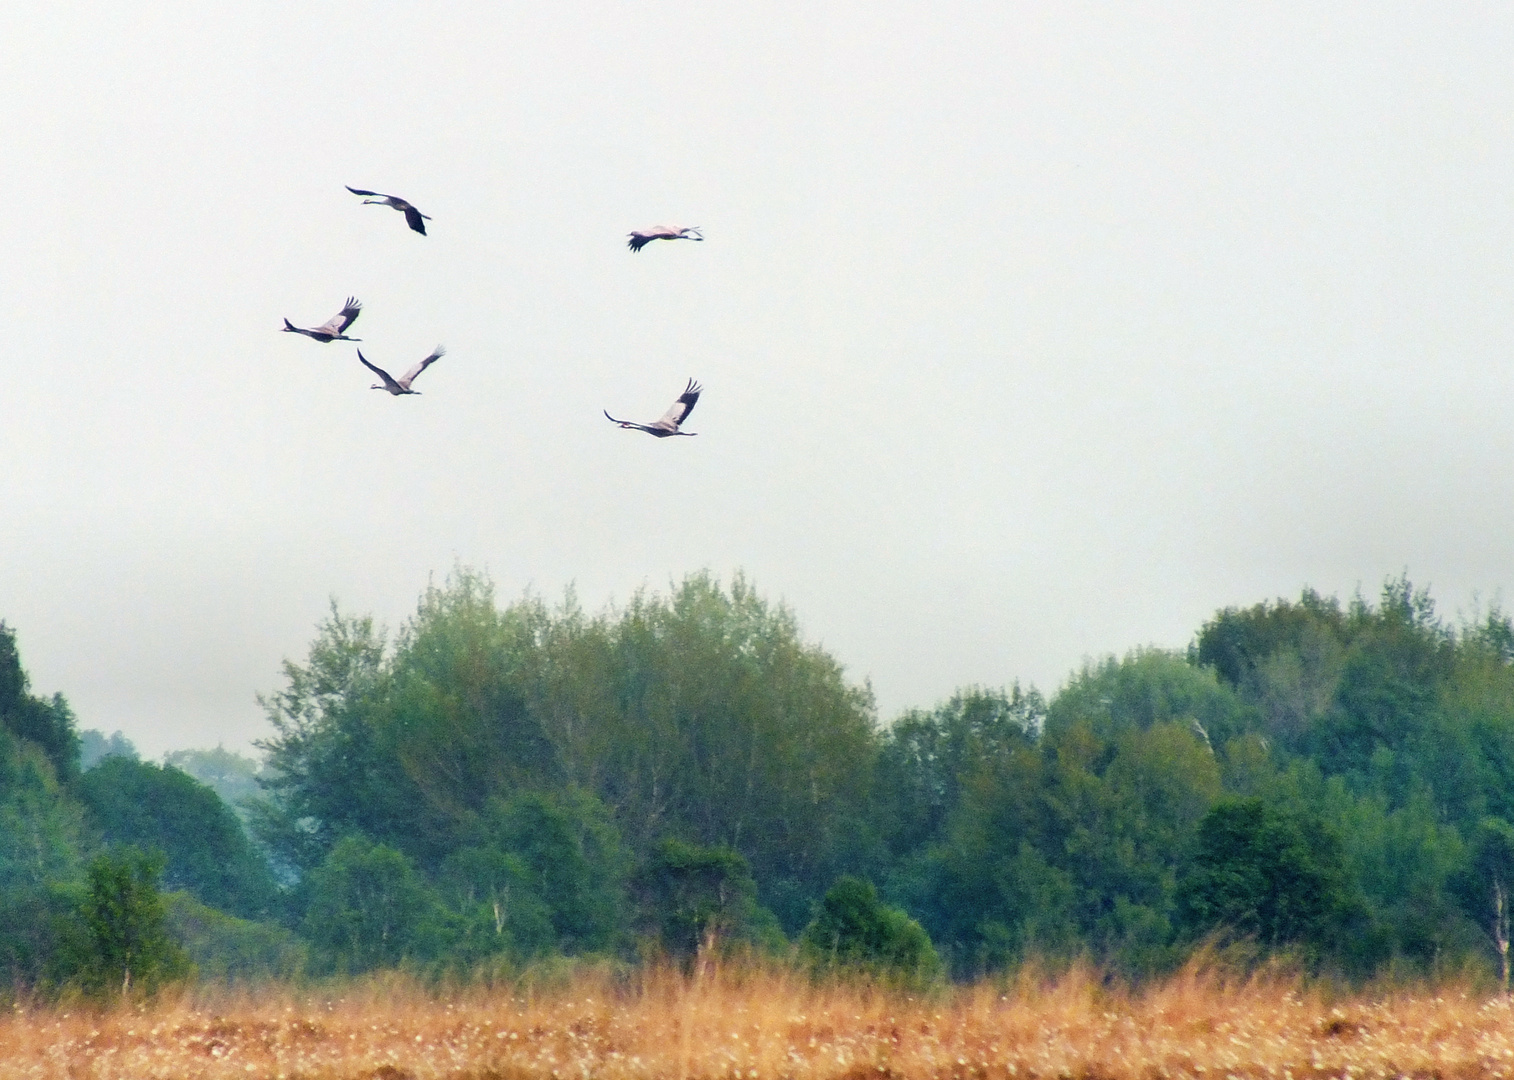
[{"x1": 801, "y1": 876, "x2": 941, "y2": 987}]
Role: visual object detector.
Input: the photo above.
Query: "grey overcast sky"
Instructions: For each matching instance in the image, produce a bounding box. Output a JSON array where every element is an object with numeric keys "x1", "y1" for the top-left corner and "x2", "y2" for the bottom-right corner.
[{"x1": 4, "y1": 2, "x2": 1514, "y2": 759}]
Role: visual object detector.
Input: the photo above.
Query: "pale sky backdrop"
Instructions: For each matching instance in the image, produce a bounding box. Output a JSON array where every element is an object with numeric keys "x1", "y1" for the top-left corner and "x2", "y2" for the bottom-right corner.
[{"x1": 3, "y1": 3, "x2": 1514, "y2": 759}]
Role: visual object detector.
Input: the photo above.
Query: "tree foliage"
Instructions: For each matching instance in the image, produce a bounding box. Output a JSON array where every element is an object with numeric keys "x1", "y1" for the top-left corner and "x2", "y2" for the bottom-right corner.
[
  {"x1": 302, "y1": 836, "x2": 441, "y2": 973},
  {"x1": 1177, "y1": 798, "x2": 1366, "y2": 966},
  {"x1": 11, "y1": 569, "x2": 1514, "y2": 988},
  {"x1": 255, "y1": 571, "x2": 877, "y2": 933},
  {"x1": 78, "y1": 758, "x2": 278, "y2": 919},
  {"x1": 800, "y1": 876, "x2": 942, "y2": 987},
  {"x1": 0, "y1": 623, "x2": 80, "y2": 784},
  {"x1": 68, "y1": 846, "x2": 192, "y2": 997},
  {"x1": 633, "y1": 838, "x2": 780, "y2": 961}
]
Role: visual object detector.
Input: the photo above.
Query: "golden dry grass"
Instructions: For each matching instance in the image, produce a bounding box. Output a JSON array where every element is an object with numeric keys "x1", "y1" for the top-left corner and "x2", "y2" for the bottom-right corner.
[{"x1": 5, "y1": 961, "x2": 1514, "y2": 1080}]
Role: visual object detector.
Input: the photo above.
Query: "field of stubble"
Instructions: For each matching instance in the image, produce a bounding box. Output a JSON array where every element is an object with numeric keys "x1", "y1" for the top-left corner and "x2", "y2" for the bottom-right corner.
[{"x1": 5, "y1": 963, "x2": 1514, "y2": 1080}]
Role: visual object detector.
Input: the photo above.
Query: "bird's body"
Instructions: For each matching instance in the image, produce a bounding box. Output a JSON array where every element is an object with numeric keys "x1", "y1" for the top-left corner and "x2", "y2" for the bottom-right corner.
[
  {"x1": 605, "y1": 379, "x2": 702, "y2": 436},
  {"x1": 347, "y1": 186, "x2": 431, "y2": 235},
  {"x1": 626, "y1": 225, "x2": 703, "y2": 252},
  {"x1": 359, "y1": 345, "x2": 445, "y2": 395},
  {"x1": 283, "y1": 297, "x2": 362, "y2": 342}
]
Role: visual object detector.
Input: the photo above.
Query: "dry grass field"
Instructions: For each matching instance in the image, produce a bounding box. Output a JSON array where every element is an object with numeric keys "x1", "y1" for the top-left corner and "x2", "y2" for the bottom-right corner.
[{"x1": 5, "y1": 962, "x2": 1514, "y2": 1080}]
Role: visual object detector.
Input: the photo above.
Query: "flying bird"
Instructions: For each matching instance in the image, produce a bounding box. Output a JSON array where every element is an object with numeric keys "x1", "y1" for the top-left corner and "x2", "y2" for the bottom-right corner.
[
  {"x1": 282, "y1": 297, "x2": 362, "y2": 342},
  {"x1": 359, "y1": 345, "x2": 445, "y2": 395},
  {"x1": 626, "y1": 226, "x2": 703, "y2": 252},
  {"x1": 605, "y1": 379, "x2": 701, "y2": 437},
  {"x1": 346, "y1": 186, "x2": 431, "y2": 235}
]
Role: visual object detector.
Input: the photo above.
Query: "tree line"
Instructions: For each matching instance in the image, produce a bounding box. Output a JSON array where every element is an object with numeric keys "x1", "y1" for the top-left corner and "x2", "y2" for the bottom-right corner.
[{"x1": 5, "y1": 570, "x2": 1514, "y2": 992}]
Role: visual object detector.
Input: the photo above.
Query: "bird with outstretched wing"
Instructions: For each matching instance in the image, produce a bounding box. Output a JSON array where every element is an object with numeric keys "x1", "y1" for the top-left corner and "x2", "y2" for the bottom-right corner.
[
  {"x1": 347, "y1": 186, "x2": 431, "y2": 235},
  {"x1": 605, "y1": 379, "x2": 702, "y2": 436},
  {"x1": 283, "y1": 297, "x2": 362, "y2": 342},
  {"x1": 359, "y1": 345, "x2": 445, "y2": 395}
]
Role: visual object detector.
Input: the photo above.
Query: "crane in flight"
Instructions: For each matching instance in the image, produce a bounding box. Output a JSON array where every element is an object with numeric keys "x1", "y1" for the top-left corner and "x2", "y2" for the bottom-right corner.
[
  {"x1": 358, "y1": 346, "x2": 445, "y2": 395},
  {"x1": 346, "y1": 186, "x2": 431, "y2": 235},
  {"x1": 605, "y1": 379, "x2": 701, "y2": 437},
  {"x1": 283, "y1": 297, "x2": 362, "y2": 342},
  {"x1": 626, "y1": 226, "x2": 703, "y2": 252}
]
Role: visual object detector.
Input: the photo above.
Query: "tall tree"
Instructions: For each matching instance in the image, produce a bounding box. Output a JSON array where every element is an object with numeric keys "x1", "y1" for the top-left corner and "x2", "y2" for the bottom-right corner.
[
  {"x1": 253, "y1": 605, "x2": 400, "y2": 876},
  {"x1": 69, "y1": 847, "x2": 191, "y2": 996},
  {"x1": 0, "y1": 730, "x2": 88, "y2": 893},
  {"x1": 1460, "y1": 818, "x2": 1514, "y2": 992},
  {"x1": 256, "y1": 571, "x2": 878, "y2": 933},
  {"x1": 0, "y1": 623, "x2": 80, "y2": 784}
]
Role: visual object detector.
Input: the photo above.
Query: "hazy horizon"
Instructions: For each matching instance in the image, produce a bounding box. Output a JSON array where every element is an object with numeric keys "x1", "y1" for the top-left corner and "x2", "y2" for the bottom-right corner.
[{"x1": 5, "y1": 2, "x2": 1514, "y2": 760}]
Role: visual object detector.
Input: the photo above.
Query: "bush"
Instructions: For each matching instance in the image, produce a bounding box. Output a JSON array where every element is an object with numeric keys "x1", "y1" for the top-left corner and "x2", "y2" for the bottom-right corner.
[
  {"x1": 801, "y1": 876, "x2": 942, "y2": 988},
  {"x1": 163, "y1": 892, "x2": 306, "y2": 982}
]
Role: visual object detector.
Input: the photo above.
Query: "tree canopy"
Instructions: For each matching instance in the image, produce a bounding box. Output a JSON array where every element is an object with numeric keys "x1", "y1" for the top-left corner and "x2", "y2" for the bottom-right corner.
[{"x1": 9, "y1": 571, "x2": 1514, "y2": 989}]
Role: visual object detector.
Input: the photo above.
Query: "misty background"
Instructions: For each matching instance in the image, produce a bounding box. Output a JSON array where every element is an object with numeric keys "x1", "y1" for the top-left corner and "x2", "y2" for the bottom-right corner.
[{"x1": 3, "y1": 2, "x2": 1512, "y2": 758}]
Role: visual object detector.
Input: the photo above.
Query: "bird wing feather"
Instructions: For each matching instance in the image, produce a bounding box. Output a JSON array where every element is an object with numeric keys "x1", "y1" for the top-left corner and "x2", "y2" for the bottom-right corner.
[
  {"x1": 357, "y1": 350, "x2": 401, "y2": 392},
  {"x1": 346, "y1": 186, "x2": 383, "y2": 198},
  {"x1": 658, "y1": 380, "x2": 701, "y2": 427},
  {"x1": 316, "y1": 297, "x2": 362, "y2": 335},
  {"x1": 398, "y1": 345, "x2": 445, "y2": 388},
  {"x1": 403, "y1": 206, "x2": 428, "y2": 235},
  {"x1": 334, "y1": 297, "x2": 362, "y2": 332}
]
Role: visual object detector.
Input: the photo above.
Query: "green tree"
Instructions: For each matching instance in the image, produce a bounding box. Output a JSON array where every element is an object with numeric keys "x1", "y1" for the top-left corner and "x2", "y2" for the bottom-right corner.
[
  {"x1": 478, "y1": 789, "x2": 628, "y2": 952},
  {"x1": 0, "y1": 623, "x2": 81, "y2": 784},
  {"x1": 253, "y1": 605, "x2": 401, "y2": 876},
  {"x1": 585, "y1": 573, "x2": 878, "y2": 929},
  {"x1": 634, "y1": 838, "x2": 780, "y2": 961},
  {"x1": 1325, "y1": 783, "x2": 1475, "y2": 975},
  {"x1": 1047, "y1": 648, "x2": 1253, "y2": 748},
  {"x1": 79, "y1": 758, "x2": 278, "y2": 919},
  {"x1": 302, "y1": 835, "x2": 441, "y2": 973},
  {"x1": 0, "y1": 730, "x2": 88, "y2": 893},
  {"x1": 1457, "y1": 818, "x2": 1514, "y2": 991},
  {"x1": 68, "y1": 846, "x2": 191, "y2": 996},
  {"x1": 1310, "y1": 580, "x2": 1454, "y2": 781},
  {"x1": 439, "y1": 843, "x2": 555, "y2": 961},
  {"x1": 800, "y1": 876, "x2": 941, "y2": 987},
  {"x1": 1178, "y1": 798, "x2": 1366, "y2": 967},
  {"x1": 1197, "y1": 592, "x2": 1348, "y2": 753},
  {"x1": 1196, "y1": 591, "x2": 1346, "y2": 690},
  {"x1": 873, "y1": 686, "x2": 1041, "y2": 867},
  {"x1": 256, "y1": 571, "x2": 879, "y2": 934}
]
